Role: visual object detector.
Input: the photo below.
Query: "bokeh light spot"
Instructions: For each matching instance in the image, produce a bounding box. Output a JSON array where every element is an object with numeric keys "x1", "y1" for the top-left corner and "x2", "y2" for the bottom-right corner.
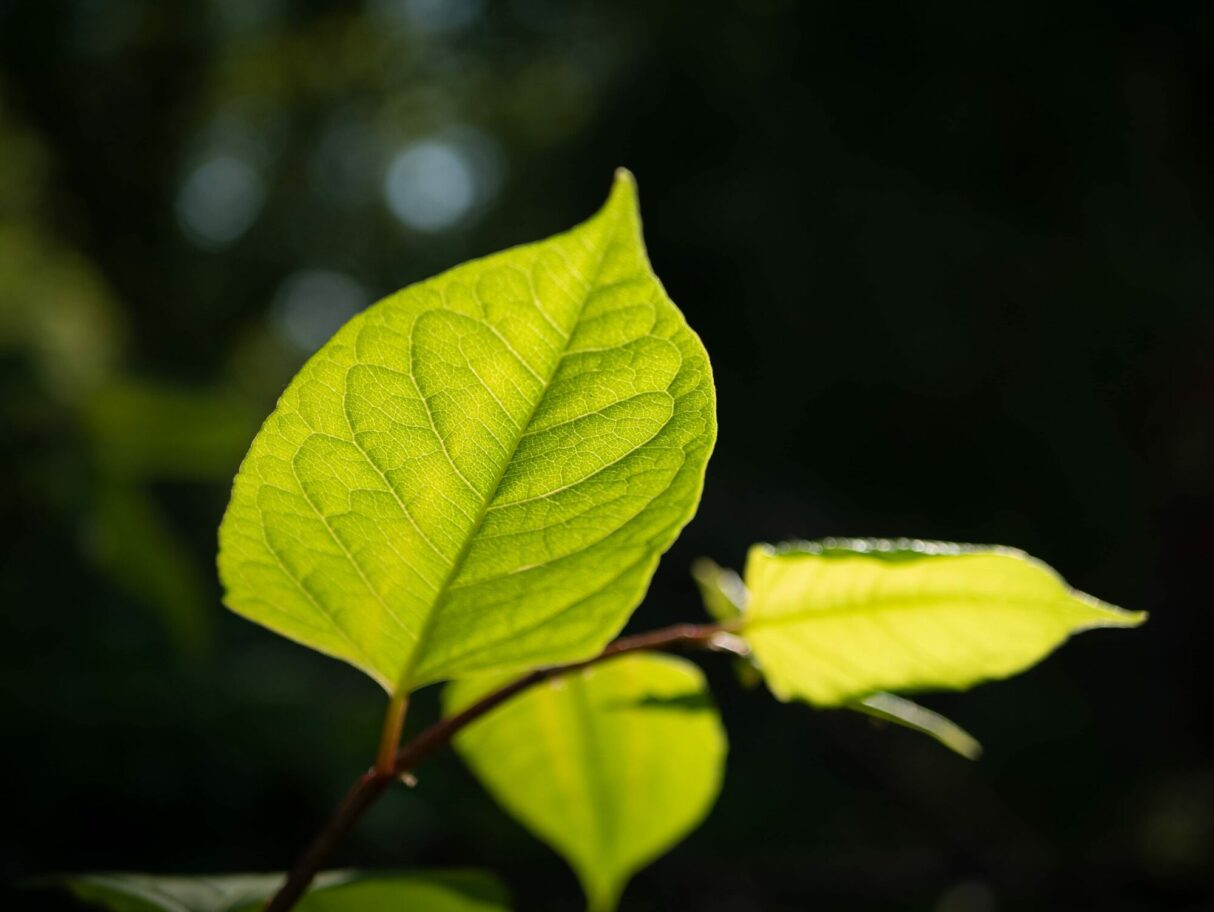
[
  {"x1": 381, "y1": 137, "x2": 500, "y2": 235},
  {"x1": 175, "y1": 155, "x2": 265, "y2": 249},
  {"x1": 370, "y1": 0, "x2": 485, "y2": 34}
]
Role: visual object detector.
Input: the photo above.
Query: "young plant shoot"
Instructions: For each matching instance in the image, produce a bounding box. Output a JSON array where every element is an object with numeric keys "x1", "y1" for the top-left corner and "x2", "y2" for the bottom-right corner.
[{"x1": 58, "y1": 172, "x2": 1144, "y2": 912}]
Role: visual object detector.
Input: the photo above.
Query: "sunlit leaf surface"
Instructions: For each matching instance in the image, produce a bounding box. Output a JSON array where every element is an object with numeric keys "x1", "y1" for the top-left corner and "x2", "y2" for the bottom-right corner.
[
  {"x1": 740, "y1": 539, "x2": 1145, "y2": 706},
  {"x1": 445, "y1": 654, "x2": 726, "y2": 912},
  {"x1": 218, "y1": 171, "x2": 715, "y2": 693}
]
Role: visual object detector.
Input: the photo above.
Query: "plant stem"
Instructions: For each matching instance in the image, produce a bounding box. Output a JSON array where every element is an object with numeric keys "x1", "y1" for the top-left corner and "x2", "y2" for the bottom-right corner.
[
  {"x1": 262, "y1": 621, "x2": 739, "y2": 912},
  {"x1": 375, "y1": 695, "x2": 408, "y2": 775}
]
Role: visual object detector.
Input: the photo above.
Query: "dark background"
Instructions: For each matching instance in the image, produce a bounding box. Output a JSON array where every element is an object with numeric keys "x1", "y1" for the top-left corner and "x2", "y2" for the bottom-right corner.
[{"x1": 3, "y1": 1, "x2": 1212, "y2": 910}]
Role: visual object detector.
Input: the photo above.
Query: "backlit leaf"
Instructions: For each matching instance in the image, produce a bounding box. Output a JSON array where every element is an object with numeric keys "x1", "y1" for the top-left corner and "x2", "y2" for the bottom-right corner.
[
  {"x1": 445, "y1": 654, "x2": 726, "y2": 912},
  {"x1": 740, "y1": 539, "x2": 1145, "y2": 706},
  {"x1": 690, "y1": 558, "x2": 978, "y2": 752},
  {"x1": 218, "y1": 171, "x2": 715, "y2": 693}
]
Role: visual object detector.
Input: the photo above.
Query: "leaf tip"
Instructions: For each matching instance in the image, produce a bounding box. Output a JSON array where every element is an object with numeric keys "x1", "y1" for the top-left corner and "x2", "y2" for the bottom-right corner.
[
  {"x1": 1111, "y1": 607, "x2": 1149, "y2": 628},
  {"x1": 612, "y1": 164, "x2": 637, "y2": 189},
  {"x1": 1072, "y1": 590, "x2": 1148, "y2": 629},
  {"x1": 605, "y1": 166, "x2": 640, "y2": 215},
  {"x1": 690, "y1": 556, "x2": 719, "y2": 582}
]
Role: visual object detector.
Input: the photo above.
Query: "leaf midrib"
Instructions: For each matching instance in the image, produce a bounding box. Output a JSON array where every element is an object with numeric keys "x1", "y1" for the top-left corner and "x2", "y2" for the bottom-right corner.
[
  {"x1": 569, "y1": 670, "x2": 617, "y2": 908},
  {"x1": 742, "y1": 591, "x2": 1094, "y2": 631},
  {"x1": 396, "y1": 218, "x2": 619, "y2": 693}
]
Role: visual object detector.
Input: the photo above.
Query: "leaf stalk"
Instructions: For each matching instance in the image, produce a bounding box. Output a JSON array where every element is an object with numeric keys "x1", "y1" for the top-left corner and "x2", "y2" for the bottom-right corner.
[{"x1": 375, "y1": 695, "x2": 409, "y2": 776}]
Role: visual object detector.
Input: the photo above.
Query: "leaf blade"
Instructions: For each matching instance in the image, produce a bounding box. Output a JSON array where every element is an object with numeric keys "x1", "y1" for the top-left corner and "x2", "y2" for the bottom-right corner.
[
  {"x1": 741, "y1": 539, "x2": 1145, "y2": 706},
  {"x1": 218, "y1": 171, "x2": 716, "y2": 692},
  {"x1": 445, "y1": 654, "x2": 727, "y2": 912}
]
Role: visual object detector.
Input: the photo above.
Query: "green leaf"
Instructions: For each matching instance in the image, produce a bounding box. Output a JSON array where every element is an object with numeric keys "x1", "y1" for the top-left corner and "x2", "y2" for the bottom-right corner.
[
  {"x1": 692, "y1": 555, "x2": 982, "y2": 754},
  {"x1": 740, "y1": 538, "x2": 1146, "y2": 706},
  {"x1": 850, "y1": 692, "x2": 982, "y2": 760},
  {"x1": 55, "y1": 869, "x2": 508, "y2": 912},
  {"x1": 261, "y1": 871, "x2": 508, "y2": 912},
  {"x1": 218, "y1": 170, "x2": 716, "y2": 694},
  {"x1": 690, "y1": 557, "x2": 746, "y2": 622},
  {"x1": 445, "y1": 654, "x2": 727, "y2": 912}
]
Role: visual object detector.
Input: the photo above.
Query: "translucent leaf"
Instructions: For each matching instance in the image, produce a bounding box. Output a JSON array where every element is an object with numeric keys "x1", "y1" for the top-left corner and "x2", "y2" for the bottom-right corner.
[
  {"x1": 218, "y1": 171, "x2": 716, "y2": 693},
  {"x1": 55, "y1": 870, "x2": 508, "y2": 912},
  {"x1": 445, "y1": 654, "x2": 726, "y2": 912},
  {"x1": 692, "y1": 554, "x2": 982, "y2": 753},
  {"x1": 740, "y1": 539, "x2": 1145, "y2": 706}
]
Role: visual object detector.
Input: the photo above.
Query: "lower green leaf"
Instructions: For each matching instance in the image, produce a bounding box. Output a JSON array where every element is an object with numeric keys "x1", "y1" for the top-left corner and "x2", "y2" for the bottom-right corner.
[
  {"x1": 54, "y1": 869, "x2": 508, "y2": 912},
  {"x1": 445, "y1": 653, "x2": 727, "y2": 912}
]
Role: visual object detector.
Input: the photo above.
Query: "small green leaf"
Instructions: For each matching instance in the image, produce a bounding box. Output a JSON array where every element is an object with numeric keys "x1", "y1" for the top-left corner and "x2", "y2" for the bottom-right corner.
[
  {"x1": 445, "y1": 654, "x2": 727, "y2": 912},
  {"x1": 850, "y1": 692, "x2": 982, "y2": 760},
  {"x1": 740, "y1": 538, "x2": 1145, "y2": 706},
  {"x1": 691, "y1": 557, "x2": 746, "y2": 622},
  {"x1": 55, "y1": 869, "x2": 508, "y2": 912},
  {"x1": 218, "y1": 170, "x2": 716, "y2": 694}
]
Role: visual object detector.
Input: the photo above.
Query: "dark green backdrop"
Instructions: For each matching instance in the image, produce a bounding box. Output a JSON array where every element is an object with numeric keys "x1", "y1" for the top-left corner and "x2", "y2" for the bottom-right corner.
[{"x1": 3, "y1": 1, "x2": 1211, "y2": 909}]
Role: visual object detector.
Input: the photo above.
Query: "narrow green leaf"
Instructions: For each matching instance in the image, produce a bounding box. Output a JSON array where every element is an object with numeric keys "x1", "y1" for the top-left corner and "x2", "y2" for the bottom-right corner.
[
  {"x1": 445, "y1": 654, "x2": 727, "y2": 912},
  {"x1": 218, "y1": 171, "x2": 716, "y2": 694},
  {"x1": 740, "y1": 538, "x2": 1145, "y2": 706},
  {"x1": 690, "y1": 557, "x2": 746, "y2": 622},
  {"x1": 55, "y1": 870, "x2": 508, "y2": 912},
  {"x1": 850, "y1": 692, "x2": 982, "y2": 760}
]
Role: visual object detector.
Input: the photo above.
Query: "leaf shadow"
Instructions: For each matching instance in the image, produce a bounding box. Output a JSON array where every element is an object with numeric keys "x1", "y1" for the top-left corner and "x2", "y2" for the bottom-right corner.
[{"x1": 600, "y1": 693, "x2": 712, "y2": 715}]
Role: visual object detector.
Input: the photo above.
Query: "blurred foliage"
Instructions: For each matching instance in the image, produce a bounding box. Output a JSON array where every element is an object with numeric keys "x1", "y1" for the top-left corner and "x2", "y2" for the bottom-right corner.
[{"x1": 2, "y1": 1, "x2": 1213, "y2": 910}]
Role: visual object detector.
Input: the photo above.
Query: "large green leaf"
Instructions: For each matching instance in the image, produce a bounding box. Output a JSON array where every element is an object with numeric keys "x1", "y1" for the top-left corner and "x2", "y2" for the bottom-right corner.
[
  {"x1": 740, "y1": 539, "x2": 1145, "y2": 706},
  {"x1": 56, "y1": 869, "x2": 508, "y2": 912},
  {"x1": 445, "y1": 654, "x2": 726, "y2": 912},
  {"x1": 218, "y1": 171, "x2": 715, "y2": 693}
]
